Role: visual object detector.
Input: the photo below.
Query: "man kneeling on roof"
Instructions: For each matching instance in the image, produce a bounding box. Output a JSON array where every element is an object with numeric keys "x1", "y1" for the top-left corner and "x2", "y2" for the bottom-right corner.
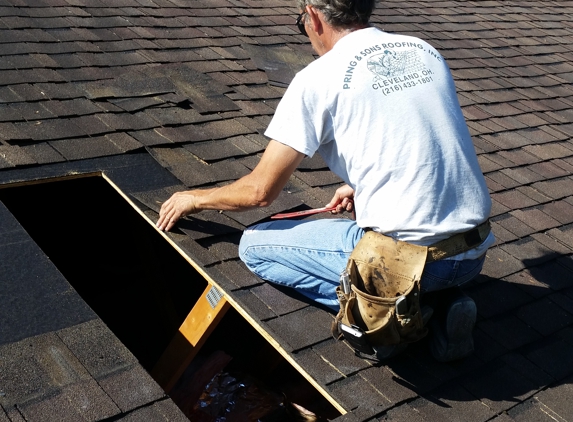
[{"x1": 157, "y1": 0, "x2": 494, "y2": 362}]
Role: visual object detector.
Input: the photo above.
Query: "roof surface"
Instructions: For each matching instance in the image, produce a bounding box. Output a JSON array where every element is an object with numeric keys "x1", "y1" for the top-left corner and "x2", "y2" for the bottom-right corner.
[{"x1": 1, "y1": 0, "x2": 573, "y2": 420}]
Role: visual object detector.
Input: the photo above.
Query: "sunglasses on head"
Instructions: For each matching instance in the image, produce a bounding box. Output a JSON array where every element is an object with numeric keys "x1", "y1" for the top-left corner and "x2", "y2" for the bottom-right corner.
[{"x1": 295, "y1": 12, "x2": 308, "y2": 37}]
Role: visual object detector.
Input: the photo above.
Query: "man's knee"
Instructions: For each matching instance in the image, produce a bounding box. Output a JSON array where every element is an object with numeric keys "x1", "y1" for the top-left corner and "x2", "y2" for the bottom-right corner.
[
  {"x1": 238, "y1": 231, "x2": 252, "y2": 263},
  {"x1": 238, "y1": 222, "x2": 268, "y2": 263}
]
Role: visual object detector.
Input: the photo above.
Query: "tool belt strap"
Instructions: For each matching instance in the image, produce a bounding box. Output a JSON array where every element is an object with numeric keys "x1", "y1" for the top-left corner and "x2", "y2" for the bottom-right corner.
[{"x1": 426, "y1": 220, "x2": 490, "y2": 263}]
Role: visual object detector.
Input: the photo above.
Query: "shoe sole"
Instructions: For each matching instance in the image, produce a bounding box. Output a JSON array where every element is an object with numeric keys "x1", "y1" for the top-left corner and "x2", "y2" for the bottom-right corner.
[
  {"x1": 373, "y1": 342, "x2": 408, "y2": 360},
  {"x1": 431, "y1": 297, "x2": 476, "y2": 362}
]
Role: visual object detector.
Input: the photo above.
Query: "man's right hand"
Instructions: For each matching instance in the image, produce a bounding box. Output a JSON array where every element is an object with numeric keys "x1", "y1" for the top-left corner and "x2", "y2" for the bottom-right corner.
[{"x1": 326, "y1": 184, "x2": 355, "y2": 214}]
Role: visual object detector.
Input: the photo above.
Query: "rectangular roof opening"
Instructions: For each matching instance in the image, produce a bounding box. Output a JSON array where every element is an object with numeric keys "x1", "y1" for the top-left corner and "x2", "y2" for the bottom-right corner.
[{"x1": 0, "y1": 175, "x2": 341, "y2": 420}]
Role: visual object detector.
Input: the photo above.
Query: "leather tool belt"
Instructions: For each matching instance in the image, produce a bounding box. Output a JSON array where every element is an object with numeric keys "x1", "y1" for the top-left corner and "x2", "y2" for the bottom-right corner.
[
  {"x1": 333, "y1": 220, "x2": 491, "y2": 353},
  {"x1": 427, "y1": 220, "x2": 491, "y2": 263}
]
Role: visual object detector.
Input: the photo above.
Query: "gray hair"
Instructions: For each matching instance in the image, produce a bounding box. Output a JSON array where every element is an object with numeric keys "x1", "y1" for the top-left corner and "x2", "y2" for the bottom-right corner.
[{"x1": 296, "y1": 0, "x2": 375, "y2": 28}]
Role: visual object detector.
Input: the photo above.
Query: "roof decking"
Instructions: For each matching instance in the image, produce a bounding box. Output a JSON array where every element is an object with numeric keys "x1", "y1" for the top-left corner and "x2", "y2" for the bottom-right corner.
[{"x1": 1, "y1": 0, "x2": 573, "y2": 420}]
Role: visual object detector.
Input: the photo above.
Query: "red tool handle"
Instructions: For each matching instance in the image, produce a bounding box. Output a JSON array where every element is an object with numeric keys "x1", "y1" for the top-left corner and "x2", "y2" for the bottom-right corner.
[{"x1": 270, "y1": 206, "x2": 337, "y2": 219}]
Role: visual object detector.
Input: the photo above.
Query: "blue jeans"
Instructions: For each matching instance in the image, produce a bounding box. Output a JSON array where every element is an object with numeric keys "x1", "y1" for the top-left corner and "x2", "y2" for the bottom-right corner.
[{"x1": 239, "y1": 219, "x2": 485, "y2": 311}]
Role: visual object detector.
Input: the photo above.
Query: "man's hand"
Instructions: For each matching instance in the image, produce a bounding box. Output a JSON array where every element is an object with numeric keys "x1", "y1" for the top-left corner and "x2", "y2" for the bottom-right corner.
[
  {"x1": 326, "y1": 184, "x2": 355, "y2": 214},
  {"x1": 157, "y1": 190, "x2": 201, "y2": 232}
]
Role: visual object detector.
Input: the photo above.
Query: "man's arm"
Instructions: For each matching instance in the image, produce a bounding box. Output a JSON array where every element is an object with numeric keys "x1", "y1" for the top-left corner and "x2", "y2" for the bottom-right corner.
[{"x1": 156, "y1": 140, "x2": 305, "y2": 231}]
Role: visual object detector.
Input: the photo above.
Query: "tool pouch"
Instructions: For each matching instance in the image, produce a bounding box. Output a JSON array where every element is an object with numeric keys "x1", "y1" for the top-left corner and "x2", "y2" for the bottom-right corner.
[{"x1": 332, "y1": 230, "x2": 428, "y2": 348}]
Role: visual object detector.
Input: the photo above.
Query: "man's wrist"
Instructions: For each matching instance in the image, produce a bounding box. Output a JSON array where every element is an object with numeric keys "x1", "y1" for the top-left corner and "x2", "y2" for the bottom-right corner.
[{"x1": 191, "y1": 187, "x2": 217, "y2": 212}]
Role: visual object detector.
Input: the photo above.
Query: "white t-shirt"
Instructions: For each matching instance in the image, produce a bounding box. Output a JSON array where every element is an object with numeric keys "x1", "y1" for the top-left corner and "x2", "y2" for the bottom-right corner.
[{"x1": 265, "y1": 27, "x2": 494, "y2": 259}]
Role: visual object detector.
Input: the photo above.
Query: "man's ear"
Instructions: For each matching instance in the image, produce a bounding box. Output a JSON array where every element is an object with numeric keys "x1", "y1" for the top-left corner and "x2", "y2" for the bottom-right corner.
[{"x1": 306, "y1": 5, "x2": 324, "y2": 35}]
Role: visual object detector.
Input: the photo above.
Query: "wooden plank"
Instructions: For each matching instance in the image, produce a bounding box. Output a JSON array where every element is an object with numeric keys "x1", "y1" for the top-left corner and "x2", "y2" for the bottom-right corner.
[
  {"x1": 102, "y1": 173, "x2": 347, "y2": 414},
  {"x1": 0, "y1": 171, "x2": 102, "y2": 189},
  {"x1": 151, "y1": 284, "x2": 231, "y2": 392}
]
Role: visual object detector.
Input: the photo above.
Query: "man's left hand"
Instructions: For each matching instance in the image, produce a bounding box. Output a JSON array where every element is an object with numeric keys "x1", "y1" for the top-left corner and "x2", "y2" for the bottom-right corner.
[{"x1": 157, "y1": 191, "x2": 200, "y2": 232}]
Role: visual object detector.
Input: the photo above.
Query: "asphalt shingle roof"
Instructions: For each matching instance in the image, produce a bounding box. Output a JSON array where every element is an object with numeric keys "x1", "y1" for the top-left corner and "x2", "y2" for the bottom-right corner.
[{"x1": 1, "y1": 0, "x2": 573, "y2": 420}]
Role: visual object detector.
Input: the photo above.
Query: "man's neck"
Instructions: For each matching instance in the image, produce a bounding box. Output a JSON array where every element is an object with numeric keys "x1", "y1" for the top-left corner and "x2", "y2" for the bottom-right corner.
[{"x1": 318, "y1": 24, "x2": 368, "y2": 55}]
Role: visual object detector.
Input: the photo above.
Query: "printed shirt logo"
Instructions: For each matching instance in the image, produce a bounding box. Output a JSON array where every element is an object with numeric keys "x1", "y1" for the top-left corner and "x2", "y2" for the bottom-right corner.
[
  {"x1": 342, "y1": 41, "x2": 442, "y2": 93},
  {"x1": 367, "y1": 49, "x2": 425, "y2": 79}
]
